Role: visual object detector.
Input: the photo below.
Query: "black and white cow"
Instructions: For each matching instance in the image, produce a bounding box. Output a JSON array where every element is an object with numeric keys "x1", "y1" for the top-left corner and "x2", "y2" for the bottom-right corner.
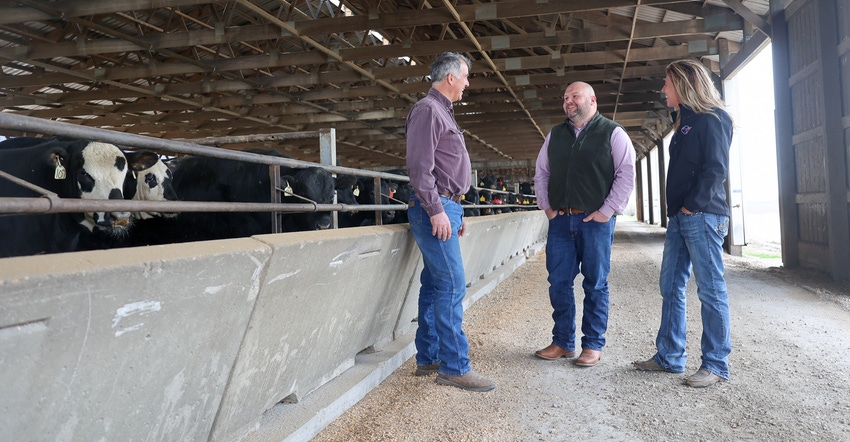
[
  {"x1": 0, "y1": 138, "x2": 132, "y2": 257},
  {"x1": 76, "y1": 151, "x2": 179, "y2": 250},
  {"x1": 122, "y1": 151, "x2": 178, "y2": 221},
  {"x1": 0, "y1": 137, "x2": 180, "y2": 251},
  {"x1": 150, "y1": 150, "x2": 336, "y2": 243}
]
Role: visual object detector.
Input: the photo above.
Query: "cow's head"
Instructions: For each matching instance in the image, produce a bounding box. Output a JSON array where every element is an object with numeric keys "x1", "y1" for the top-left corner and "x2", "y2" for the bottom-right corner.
[
  {"x1": 60, "y1": 141, "x2": 132, "y2": 234},
  {"x1": 124, "y1": 151, "x2": 178, "y2": 220},
  {"x1": 285, "y1": 166, "x2": 335, "y2": 230},
  {"x1": 335, "y1": 174, "x2": 360, "y2": 207},
  {"x1": 355, "y1": 178, "x2": 398, "y2": 224}
]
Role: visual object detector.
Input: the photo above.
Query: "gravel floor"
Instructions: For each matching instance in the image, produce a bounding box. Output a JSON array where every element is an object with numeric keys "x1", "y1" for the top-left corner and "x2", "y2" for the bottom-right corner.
[{"x1": 313, "y1": 219, "x2": 850, "y2": 442}]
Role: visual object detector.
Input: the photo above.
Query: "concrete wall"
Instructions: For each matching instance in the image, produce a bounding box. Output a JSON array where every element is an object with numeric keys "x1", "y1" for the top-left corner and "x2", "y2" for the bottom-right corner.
[{"x1": 0, "y1": 211, "x2": 548, "y2": 441}]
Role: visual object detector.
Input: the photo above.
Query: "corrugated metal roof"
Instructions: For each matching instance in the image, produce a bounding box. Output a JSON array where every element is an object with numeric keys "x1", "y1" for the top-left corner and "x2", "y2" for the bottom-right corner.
[{"x1": 0, "y1": 0, "x2": 773, "y2": 167}]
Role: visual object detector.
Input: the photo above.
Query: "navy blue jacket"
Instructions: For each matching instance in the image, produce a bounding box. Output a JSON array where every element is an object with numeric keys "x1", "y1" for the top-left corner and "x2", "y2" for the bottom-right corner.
[{"x1": 666, "y1": 105, "x2": 733, "y2": 217}]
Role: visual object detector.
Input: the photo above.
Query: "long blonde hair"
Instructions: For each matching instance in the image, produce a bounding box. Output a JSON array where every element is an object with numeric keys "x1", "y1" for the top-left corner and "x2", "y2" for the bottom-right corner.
[{"x1": 666, "y1": 59, "x2": 726, "y2": 127}]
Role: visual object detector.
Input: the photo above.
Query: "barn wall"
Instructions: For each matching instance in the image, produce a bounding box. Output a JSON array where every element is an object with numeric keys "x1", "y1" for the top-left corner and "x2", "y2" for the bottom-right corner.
[
  {"x1": 771, "y1": 0, "x2": 850, "y2": 280},
  {"x1": 0, "y1": 211, "x2": 548, "y2": 442}
]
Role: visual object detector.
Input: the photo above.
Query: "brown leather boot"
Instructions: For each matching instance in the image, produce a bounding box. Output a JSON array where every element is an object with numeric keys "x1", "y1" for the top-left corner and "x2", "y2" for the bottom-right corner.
[
  {"x1": 435, "y1": 371, "x2": 496, "y2": 392},
  {"x1": 534, "y1": 343, "x2": 576, "y2": 360}
]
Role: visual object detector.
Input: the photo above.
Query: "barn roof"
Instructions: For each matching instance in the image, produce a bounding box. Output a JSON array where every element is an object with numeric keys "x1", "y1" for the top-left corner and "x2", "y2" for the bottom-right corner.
[{"x1": 0, "y1": 0, "x2": 771, "y2": 170}]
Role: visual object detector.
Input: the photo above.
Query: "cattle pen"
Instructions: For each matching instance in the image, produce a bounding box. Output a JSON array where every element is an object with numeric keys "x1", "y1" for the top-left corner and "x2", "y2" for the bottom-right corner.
[
  {"x1": 0, "y1": 113, "x2": 531, "y2": 228},
  {"x1": 0, "y1": 113, "x2": 547, "y2": 441}
]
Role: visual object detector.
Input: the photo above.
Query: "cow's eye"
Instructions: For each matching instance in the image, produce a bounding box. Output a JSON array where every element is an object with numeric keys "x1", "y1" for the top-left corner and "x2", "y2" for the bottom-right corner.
[{"x1": 77, "y1": 170, "x2": 95, "y2": 192}]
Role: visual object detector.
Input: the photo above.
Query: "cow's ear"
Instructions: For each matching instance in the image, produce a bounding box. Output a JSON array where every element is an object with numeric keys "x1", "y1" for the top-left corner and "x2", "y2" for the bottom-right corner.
[
  {"x1": 126, "y1": 151, "x2": 160, "y2": 171},
  {"x1": 388, "y1": 182, "x2": 399, "y2": 192},
  {"x1": 44, "y1": 145, "x2": 69, "y2": 167},
  {"x1": 42, "y1": 145, "x2": 68, "y2": 164}
]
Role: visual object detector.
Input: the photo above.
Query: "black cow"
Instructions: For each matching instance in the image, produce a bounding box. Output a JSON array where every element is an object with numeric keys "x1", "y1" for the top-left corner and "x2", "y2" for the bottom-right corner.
[
  {"x1": 339, "y1": 177, "x2": 398, "y2": 227},
  {"x1": 480, "y1": 175, "x2": 506, "y2": 191},
  {"x1": 0, "y1": 138, "x2": 132, "y2": 257},
  {"x1": 478, "y1": 188, "x2": 494, "y2": 216},
  {"x1": 384, "y1": 169, "x2": 411, "y2": 224},
  {"x1": 490, "y1": 189, "x2": 508, "y2": 214},
  {"x1": 462, "y1": 187, "x2": 480, "y2": 217},
  {"x1": 335, "y1": 174, "x2": 362, "y2": 228},
  {"x1": 149, "y1": 150, "x2": 336, "y2": 243},
  {"x1": 518, "y1": 182, "x2": 536, "y2": 208},
  {"x1": 0, "y1": 136, "x2": 47, "y2": 150},
  {"x1": 281, "y1": 166, "x2": 336, "y2": 231},
  {"x1": 504, "y1": 192, "x2": 521, "y2": 212}
]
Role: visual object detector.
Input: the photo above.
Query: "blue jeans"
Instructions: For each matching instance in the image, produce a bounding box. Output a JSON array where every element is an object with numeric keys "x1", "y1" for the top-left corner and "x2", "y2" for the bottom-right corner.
[
  {"x1": 653, "y1": 211, "x2": 731, "y2": 378},
  {"x1": 545, "y1": 212, "x2": 616, "y2": 351},
  {"x1": 408, "y1": 195, "x2": 470, "y2": 376}
]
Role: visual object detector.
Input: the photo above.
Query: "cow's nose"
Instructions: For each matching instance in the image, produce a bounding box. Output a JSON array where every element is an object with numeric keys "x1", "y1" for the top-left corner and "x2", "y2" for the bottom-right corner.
[{"x1": 99, "y1": 211, "x2": 131, "y2": 226}]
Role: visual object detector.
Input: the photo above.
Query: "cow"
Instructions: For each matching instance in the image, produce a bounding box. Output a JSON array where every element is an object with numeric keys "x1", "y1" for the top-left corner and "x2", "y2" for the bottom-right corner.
[
  {"x1": 359, "y1": 177, "x2": 399, "y2": 225},
  {"x1": 76, "y1": 151, "x2": 179, "y2": 250},
  {"x1": 519, "y1": 182, "x2": 534, "y2": 196},
  {"x1": 123, "y1": 152, "x2": 178, "y2": 221},
  {"x1": 339, "y1": 177, "x2": 398, "y2": 227},
  {"x1": 281, "y1": 165, "x2": 336, "y2": 231},
  {"x1": 462, "y1": 187, "x2": 480, "y2": 217},
  {"x1": 0, "y1": 137, "x2": 180, "y2": 251},
  {"x1": 334, "y1": 173, "x2": 361, "y2": 225},
  {"x1": 518, "y1": 182, "x2": 537, "y2": 208},
  {"x1": 478, "y1": 188, "x2": 494, "y2": 216},
  {"x1": 146, "y1": 150, "x2": 337, "y2": 243},
  {"x1": 0, "y1": 138, "x2": 132, "y2": 257},
  {"x1": 480, "y1": 175, "x2": 506, "y2": 191},
  {"x1": 491, "y1": 189, "x2": 507, "y2": 213},
  {"x1": 384, "y1": 169, "x2": 411, "y2": 224},
  {"x1": 1, "y1": 137, "x2": 177, "y2": 218}
]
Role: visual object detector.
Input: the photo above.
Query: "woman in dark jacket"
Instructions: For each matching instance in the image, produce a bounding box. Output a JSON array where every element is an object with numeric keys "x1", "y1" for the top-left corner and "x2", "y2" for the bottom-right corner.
[{"x1": 634, "y1": 59, "x2": 734, "y2": 388}]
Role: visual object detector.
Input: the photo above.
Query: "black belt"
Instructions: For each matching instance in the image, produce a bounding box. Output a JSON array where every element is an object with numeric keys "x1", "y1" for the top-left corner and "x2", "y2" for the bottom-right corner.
[
  {"x1": 560, "y1": 208, "x2": 586, "y2": 214},
  {"x1": 440, "y1": 193, "x2": 463, "y2": 203}
]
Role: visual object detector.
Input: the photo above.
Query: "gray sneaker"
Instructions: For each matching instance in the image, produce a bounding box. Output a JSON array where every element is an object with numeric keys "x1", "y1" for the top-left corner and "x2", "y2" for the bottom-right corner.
[
  {"x1": 436, "y1": 371, "x2": 496, "y2": 392},
  {"x1": 684, "y1": 369, "x2": 726, "y2": 388},
  {"x1": 633, "y1": 358, "x2": 681, "y2": 373},
  {"x1": 414, "y1": 363, "x2": 440, "y2": 376}
]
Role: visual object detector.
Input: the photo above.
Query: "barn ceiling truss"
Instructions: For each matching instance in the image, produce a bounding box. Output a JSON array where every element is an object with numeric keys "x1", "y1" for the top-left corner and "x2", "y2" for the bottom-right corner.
[{"x1": 0, "y1": 0, "x2": 771, "y2": 169}]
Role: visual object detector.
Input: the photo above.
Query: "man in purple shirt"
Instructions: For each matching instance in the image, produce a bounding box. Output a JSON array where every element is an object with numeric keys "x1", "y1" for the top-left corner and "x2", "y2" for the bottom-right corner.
[
  {"x1": 533, "y1": 81, "x2": 635, "y2": 367},
  {"x1": 405, "y1": 52, "x2": 495, "y2": 392}
]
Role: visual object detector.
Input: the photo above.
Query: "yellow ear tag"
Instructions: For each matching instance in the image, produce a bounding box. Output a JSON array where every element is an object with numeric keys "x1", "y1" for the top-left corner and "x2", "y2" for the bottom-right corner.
[
  {"x1": 479, "y1": 195, "x2": 485, "y2": 202},
  {"x1": 283, "y1": 182, "x2": 294, "y2": 196},
  {"x1": 54, "y1": 159, "x2": 67, "y2": 180},
  {"x1": 353, "y1": 187, "x2": 360, "y2": 197},
  {"x1": 461, "y1": 194, "x2": 466, "y2": 200}
]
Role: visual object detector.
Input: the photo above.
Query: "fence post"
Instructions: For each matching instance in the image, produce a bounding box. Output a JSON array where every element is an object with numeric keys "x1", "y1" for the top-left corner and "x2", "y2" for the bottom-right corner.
[{"x1": 319, "y1": 128, "x2": 338, "y2": 228}]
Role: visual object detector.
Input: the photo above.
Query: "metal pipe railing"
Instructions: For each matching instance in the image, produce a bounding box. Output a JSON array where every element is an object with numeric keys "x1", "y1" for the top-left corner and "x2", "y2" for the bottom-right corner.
[
  {"x1": 0, "y1": 197, "x2": 405, "y2": 215},
  {"x1": 0, "y1": 113, "x2": 408, "y2": 182}
]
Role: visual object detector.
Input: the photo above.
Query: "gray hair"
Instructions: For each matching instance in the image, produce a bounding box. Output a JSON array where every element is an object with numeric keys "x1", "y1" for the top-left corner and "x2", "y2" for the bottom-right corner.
[{"x1": 429, "y1": 52, "x2": 471, "y2": 83}]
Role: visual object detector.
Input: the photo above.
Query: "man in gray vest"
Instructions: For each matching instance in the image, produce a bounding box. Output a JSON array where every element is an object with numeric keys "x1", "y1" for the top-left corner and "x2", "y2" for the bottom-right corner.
[{"x1": 533, "y1": 81, "x2": 636, "y2": 367}]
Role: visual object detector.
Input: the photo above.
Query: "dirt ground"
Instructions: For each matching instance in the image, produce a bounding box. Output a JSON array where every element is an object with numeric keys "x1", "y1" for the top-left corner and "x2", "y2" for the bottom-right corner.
[{"x1": 312, "y1": 219, "x2": 850, "y2": 442}]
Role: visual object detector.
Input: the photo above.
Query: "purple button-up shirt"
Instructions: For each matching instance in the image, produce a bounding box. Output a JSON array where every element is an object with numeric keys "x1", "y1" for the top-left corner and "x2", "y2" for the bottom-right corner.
[
  {"x1": 405, "y1": 88, "x2": 472, "y2": 217},
  {"x1": 534, "y1": 122, "x2": 635, "y2": 217}
]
